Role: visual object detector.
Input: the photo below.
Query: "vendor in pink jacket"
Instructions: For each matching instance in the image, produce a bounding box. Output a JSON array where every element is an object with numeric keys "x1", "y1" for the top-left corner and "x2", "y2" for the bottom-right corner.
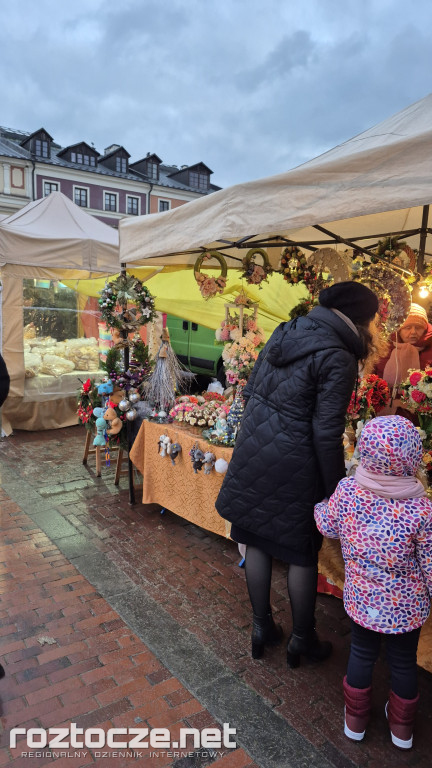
[
  {"x1": 315, "y1": 416, "x2": 432, "y2": 751},
  {"x1": 375, "y1": 304, "x2": 432, "y2": 415}
]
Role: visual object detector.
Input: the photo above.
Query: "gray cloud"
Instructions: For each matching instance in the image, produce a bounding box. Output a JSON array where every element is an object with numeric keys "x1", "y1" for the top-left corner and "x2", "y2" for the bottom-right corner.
[{"x1": 1, "y1": 0, "x2": 432, "y2": 187}]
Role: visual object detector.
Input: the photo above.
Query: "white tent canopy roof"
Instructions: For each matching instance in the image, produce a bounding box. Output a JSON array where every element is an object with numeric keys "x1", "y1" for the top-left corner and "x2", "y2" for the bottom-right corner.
[
  {"x1": 119, "y1": 93, "x2": 432, "y2": 268},
  {"x1": 0, "y1": 191, "x2": 119, "y2": 273}
]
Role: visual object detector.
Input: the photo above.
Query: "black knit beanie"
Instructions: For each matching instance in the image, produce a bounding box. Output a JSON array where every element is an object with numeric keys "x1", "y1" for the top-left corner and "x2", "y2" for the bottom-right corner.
[{"x1": 318, "y1": 281, "x2": 379, "y2": 325}]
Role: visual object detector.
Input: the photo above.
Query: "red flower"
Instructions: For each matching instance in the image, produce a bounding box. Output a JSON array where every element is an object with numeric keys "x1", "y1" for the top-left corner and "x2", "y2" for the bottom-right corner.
[
  {"x1": 409, "y1": 372, "x2": 423, "y2": 386},
  {"x1": 425, "y1": 369, "x2": 432, "y2": 377},
  {"x1": 83, "y1": 378, "x2": 92, "y2": 393},
  {"x1": 411, "y1": 389, "x2": 427, "y2": 403}
]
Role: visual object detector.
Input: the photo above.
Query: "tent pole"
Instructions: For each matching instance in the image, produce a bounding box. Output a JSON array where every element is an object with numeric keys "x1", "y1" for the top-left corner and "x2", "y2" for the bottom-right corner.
[
  {"x1": 120, "y1": 262, "x2": 135, "y2": 505},
  {"x1": 417, "y1": 205, "x2": 430, "y2": 275}
]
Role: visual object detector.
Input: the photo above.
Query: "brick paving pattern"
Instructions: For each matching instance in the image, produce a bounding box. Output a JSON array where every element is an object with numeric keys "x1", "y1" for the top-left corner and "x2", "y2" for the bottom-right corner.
[{"x1": 1, "y1": 425, "x2": 432, "y2": 767}]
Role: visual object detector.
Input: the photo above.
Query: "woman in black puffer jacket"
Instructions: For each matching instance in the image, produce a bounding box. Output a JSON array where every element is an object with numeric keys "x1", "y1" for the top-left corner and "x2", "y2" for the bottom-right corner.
[{"x1": 216, "y1": 281, "x2": 379, "y2": 667}]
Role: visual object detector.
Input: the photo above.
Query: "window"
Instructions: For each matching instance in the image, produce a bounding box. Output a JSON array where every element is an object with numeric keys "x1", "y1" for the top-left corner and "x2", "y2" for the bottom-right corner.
[
  {"x1": 74, "y1": 187, "x2": 88, "y2": 207},
  {"x1": 116, "y1": 157, "x2": 127, "y2": 173},
  {"x1": 90, "y1": 156, "x2": 96, "y2": 167},
  {"x1": 189, "y1": 171, "x2": 208, "y2": 190},
  {"x1": 35, "y1": 139, "x2": 49, "y2": 158},
  {"x1": 104, "y1": 192, "x2": 117, "y2": 212},
  {"x1": 159, "y1": 200, "x2": 169, "y2": 212},
  {"x1": 147, "y1": 162, "x2": 158, "y2": 179},
  {"x1": 77, "y1": 153, "x2": 83, "y2": 164},
  {"x1": 43, "y1": 182, "x2": 58, "y2": 196},
  {"x1": 127, "y1": 196, "x2": 139, "y2": 215},
  {"x1": 71, "y1": 152, "x2": 76, "y2": 162}
]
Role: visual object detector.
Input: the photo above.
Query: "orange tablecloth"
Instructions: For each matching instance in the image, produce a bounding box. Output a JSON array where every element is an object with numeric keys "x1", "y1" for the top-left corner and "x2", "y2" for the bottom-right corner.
[{"x1": 130, "y1": 420, "x2": 233, "y2": 537}]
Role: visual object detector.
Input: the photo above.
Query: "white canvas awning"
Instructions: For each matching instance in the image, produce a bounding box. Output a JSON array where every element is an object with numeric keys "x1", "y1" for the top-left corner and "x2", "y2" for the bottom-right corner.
[
  {"x1": 119, "y1": 93, "x2": 432, "y2": 268},
  {"x1": 0, "y1": 191, "x2": 119, "y2": 273}
]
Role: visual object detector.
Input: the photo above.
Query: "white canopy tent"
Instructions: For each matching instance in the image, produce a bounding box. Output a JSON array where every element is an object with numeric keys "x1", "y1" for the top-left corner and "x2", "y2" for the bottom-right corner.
[
  {"x1": 119, "y1": 93, "x2": 432, "y2": 270},
  {"x1": 0, "y1": 192, "x2": 119, "y2": 430}
]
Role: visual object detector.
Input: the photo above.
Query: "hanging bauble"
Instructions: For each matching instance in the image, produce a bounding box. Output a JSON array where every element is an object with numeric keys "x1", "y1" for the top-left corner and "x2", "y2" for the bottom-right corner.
[
  {"x1": 125, "y1": 408, "x2": 137, "y2": 421},
  {"x1": 128, "y1": 392, "x2": 141, "y2": 404},
  {"x1": 118, "y1": 399, "x2": 130, "y2": 412}
]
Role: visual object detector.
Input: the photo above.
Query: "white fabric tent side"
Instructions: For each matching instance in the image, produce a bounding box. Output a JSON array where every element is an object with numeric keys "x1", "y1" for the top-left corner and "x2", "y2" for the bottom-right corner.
[
  {"x1": 0, "y1": 192, "x2": 120, "y2": 431},
  {"x1": 119, "y1": 93, "x2": 432, "y2": 267}
]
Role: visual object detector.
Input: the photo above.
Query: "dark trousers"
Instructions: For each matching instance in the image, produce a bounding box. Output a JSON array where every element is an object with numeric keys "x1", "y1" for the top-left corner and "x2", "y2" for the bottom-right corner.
[{"x1": 346, "y1": 619, "x2": 421, "y2": 699}]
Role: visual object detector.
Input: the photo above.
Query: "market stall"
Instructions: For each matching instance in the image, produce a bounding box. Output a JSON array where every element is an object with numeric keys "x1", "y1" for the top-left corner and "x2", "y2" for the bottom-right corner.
[
  {"x1": 0, "y1": 192, "x2": 119, "y2": 431},
  {"x1": 116, "y1": 94, "x2": 432, "y2": 673}
]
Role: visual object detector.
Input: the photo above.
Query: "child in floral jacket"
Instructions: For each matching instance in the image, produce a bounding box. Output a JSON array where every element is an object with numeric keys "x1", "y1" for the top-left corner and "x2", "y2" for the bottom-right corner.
[{"x1": 315, "y1": 415, "x2": 432, "y2": 750}]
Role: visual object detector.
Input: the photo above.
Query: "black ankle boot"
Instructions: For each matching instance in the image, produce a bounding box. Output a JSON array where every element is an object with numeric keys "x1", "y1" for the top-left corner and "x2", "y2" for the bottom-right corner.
[
  {"x1": 0, "y1": 664, "x2": 5, "y2": 679},
  {"x1": 251, "y1": 613, "x2": 283, "y2": 659},
  {"x1": 286, "y1": 630, "x2": 332, "y2": 668}
]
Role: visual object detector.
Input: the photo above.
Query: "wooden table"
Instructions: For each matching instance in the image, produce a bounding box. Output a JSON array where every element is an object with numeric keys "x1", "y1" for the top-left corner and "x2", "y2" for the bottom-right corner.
[{"x1": 130, "y1": 419, "x2": 233, "y2": 537}]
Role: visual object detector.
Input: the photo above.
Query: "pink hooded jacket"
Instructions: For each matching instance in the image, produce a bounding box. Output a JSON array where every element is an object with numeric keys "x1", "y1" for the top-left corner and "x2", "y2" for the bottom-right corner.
[{"x1": 314, "y1": 416, "x2": 432, "y2": 633}]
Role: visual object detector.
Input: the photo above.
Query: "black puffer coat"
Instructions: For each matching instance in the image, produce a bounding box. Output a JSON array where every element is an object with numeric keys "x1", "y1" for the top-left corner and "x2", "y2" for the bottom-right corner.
[{"x1": 216, "y1": 306, "x2": 364, "y2": 554}]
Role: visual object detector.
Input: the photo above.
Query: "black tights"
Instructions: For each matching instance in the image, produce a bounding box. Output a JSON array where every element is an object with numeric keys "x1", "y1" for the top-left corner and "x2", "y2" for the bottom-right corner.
[{"x1": 244, "y1": 545, "x2": 318, "y2": 635}]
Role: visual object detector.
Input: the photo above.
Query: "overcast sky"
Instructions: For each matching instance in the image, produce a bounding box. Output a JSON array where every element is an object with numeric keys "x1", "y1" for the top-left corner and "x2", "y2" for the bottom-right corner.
[{"x1": 1, "y1": 0, "x2": 432, "y2": 188}]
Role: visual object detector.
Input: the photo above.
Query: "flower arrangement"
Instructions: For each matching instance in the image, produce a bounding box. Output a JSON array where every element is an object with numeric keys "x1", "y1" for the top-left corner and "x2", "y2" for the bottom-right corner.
[
  {"x1": 400, "y1": 369, "x2": 432, "y2": 431},
  {"x1": 240, "y1": 248, "x2": 272, "y2": 287},
  {"x1": 169, "y1": 394, "x2": 230, "y2": 429},
  {"x1": 99, "y1": 273, "x2": 156, "y2": 332},
  {"x1": 77, "y1": 377, "x2": 102, "y2": 429},
  {"x1": 194, "y1": 251, "x2": 228, "y2": 299},
  {"x1": 346, "y1": 374, "x2": 390, "y2": 426},
  {"x1": 221, "y1": 332, "x2": 264, "y2": 386}
]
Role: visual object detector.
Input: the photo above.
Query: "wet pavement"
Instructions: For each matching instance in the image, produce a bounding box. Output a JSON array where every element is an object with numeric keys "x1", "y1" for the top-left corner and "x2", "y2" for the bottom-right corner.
[{"x1": 1, "y1": 425, "x2": 432, "y2": 767}]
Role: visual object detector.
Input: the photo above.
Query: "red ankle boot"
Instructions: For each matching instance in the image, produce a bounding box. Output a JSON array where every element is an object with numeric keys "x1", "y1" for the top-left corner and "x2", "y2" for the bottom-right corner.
[
  {"x1": 343, "y1": 676, "x2": 372, "y2": 741},
  {"x1": 386, "y1": 690, "x2": 419, "y2": 750}
]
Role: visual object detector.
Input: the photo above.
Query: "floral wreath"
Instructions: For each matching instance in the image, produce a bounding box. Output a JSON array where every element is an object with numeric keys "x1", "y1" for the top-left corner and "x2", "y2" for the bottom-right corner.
[
  {"x1": 354, "y1": 263, "x2": 411, "y2": 336},
  {"x1": 194, "y1": 251, "x2": 228, "y2": 299},
  {"x1": 99, "y1": 273, "x2": 156, "y2": 332},
  {"x1": 373, "y1": 237, "x2": 417, "y2": 272},
  {"x1": 279, "y1": 246, "x2": 309, "y2": 284},
  {"x1": 240, "y1": 248, "x2": 272, "y2": 287}
]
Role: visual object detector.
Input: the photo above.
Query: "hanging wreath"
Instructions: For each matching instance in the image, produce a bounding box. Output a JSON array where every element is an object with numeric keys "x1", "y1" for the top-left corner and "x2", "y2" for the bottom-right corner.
[
  {"x1": 240, "y1": 248, "x2": 272, "y2": 287},
  {"x1": 99, "y1": 273, "x2": 156, "y2": 332},
  {"x1": 194, "y1": 251, "x2": 228, "y2": 299},
  {"x1": 354, "y1": 263, "x2": 411, "y2": 336},
  {"x1": 279, "y1": 246, "x2": 311, "y2": 284},
  {"x1": 373, "y1": 237, "x2": 417, "y2": 272}
]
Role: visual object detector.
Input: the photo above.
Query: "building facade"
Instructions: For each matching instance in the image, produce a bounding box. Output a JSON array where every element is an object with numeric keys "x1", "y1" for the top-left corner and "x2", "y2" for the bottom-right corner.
[{"x1": 0, "y1": 126, "x2": 220, "y2": 224}]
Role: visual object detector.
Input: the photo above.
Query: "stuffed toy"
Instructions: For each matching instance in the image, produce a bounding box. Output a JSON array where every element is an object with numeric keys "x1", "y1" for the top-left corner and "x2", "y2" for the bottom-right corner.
[
  {"x1": 103, "y1": 407, "x2": 123, "y2": 435},
  {"x1": 203, "y1": 451, "x2": 216, "y2": 475},
  {"x1": 189, "y1": 445, "x2": 205, "y2": 473},
  {"x1": 98, "y1": 381, "x2": 114, "y2": 397},
  {"x1": 93, "y1": 407, "x2": 105, "y2": 419},
  {"x1": 167, "y1": 442, "x2": 182, "y2": 466},
  {"x1": 93, "y1": 416, "x2": 107, "y2": 446},
  {"x1": 158, "y1": 434, "x2": 171, "y2": 457},
  {"x1": 110, "y1": 387, "x2": 124, "y2": 405}
]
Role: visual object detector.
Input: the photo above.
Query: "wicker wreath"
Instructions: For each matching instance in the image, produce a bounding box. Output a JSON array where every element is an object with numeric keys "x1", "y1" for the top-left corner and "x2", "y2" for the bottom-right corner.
[
  {"x1": 354, "y1": 263, "x2": 412, "y2": 336},
  {"x1": 99, "y1": 273, "x2": 156, "y2": 332},
  {"x1": 194, "y1": 251, "x2": 228, "y2": 299},
  {"x1": 241, "y1": 248, "x2": 272, "y2": 287}
]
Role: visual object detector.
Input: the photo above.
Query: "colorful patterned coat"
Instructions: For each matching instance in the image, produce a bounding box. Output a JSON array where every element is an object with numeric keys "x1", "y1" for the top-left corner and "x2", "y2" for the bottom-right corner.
[{"x1": 315, "y1": 417, "x2": 432, "y2": 634}]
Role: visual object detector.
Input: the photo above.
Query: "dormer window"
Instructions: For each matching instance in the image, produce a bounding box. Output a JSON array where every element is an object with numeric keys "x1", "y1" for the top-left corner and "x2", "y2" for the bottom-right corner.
[
  {"x1": 129, "y1": 153, "x2": 161, "y2": 181},
  {"x1": 20, "y1": 128, "x2": 53, "y2": 159},
  {"x1": 58, "y1": 142, "x2": 99, "y2": 167},
  {"x1": 189, "y1": 171, "x2": 208, "y2": 190},
  {"x1": 35, "y1": 139, "x2": 49, "y2": 158},
  {"x1": 116, "y1": 156, "x2": 127, "y2": 173},
  {"x1": 147, "y1": 161, "x2": 158, "y2": 180}
]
